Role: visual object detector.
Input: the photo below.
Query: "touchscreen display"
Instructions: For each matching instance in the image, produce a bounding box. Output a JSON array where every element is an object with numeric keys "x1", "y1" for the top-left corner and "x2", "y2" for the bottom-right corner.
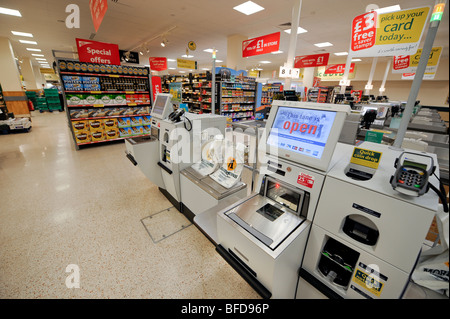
[
  {"x1": 152, "y1": 95, "x2": 168, "y2": 115},
  {"x1": 267, "y1": 106, "x2": 337, "y2": 160}
]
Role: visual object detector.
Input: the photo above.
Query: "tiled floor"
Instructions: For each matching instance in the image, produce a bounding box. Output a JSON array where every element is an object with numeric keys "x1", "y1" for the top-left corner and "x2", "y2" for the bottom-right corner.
[{"x1": 0, "y1": 111, "x2": 260, "y2": 299}]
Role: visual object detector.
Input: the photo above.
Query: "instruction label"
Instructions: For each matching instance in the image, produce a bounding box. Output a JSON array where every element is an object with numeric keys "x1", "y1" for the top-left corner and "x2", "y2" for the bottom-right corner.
[
  {"x1": 297, "y1": 173, "x2": 315, "y2": 189},
  {"x1": 352, "y1": 268, "x2": 385, "y2": 297},
  {"x1": 350, "y1": 147, "x2": 382, "y2": 169}
]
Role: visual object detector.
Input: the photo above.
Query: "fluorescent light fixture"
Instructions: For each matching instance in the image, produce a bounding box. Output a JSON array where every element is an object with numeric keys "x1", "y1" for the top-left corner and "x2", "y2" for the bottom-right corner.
[
  {"x1": 233, "y1": 1, "x2": 264, "y2": 15},
  {"x1": 334, "y1": 52, "x2": 348, "y2": 56},
  {"x1": 202, "y1": 68, "x2": 210, "y2": 70},
  {"x1": 283, "y1": 27, "x2": 308, "y2": 34},
  {"x1": 216, "y1": 59, "x2": 223, "y2": 63},
  {"x1": 314, "y1": 42, "x2": 333, "y2": 47},
  {"x1": 375, "y1": 5, "x2": 400, "y2": 14},
  {"x1": 255, "y1": 68, "x2": 263, "y2": 71},
  {"x1": 11, "y1": 31, "x2": 33, "y2": 37},
  {"x1": 351, "y1": 58, "x2": 362, "y2": 62},
  {"x1": 203, "y1": 49, "x2": 218, "y2": 53},
  {"x1": 168, "y1": 67, "x2": 176, "y2": 70},
  {"x1": 26, "y1": 48, "x2": 41, "y2": 52},
  {"x1": 0, "y1": 7, "x2": 22, "y2": 17},
  {"x1": 259, "y1": 61, "x2": 271, "y2": 64},
  {"x1": 31, "y1": 54, "x2": 44, "y2": 57},
  {"x1": 179, "y1": 71, "x2": 186, "y2": 73},
  {"x1": 181, "y1": 54, "x2": 194, "y2": 58},
  {"x1": 35, "y1": 58, "x2": 47, "y2": 61},
  {"x1": 167, "y1": 59, "x2": 176, "y2": 62},
  {"x1": 271, "y1": 50, "x2": 283, "y2": 55},
  {"x1": 19, "y1": 40, "x2": 38, "y2": 45}
]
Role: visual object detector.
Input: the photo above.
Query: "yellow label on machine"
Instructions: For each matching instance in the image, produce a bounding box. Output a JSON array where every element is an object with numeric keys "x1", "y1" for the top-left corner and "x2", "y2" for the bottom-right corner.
[
  {"x1": 352, "y1": 269, "x2": 384, "y2": 297},
  {"x1": 350, "y1": 147, "x2": 383, "y2": 169}
]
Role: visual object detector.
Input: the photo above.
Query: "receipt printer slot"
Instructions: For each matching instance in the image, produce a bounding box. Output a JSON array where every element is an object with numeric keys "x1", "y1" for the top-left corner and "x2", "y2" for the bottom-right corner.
[{"x1": 342, "y1": 215, "x2": 379, "y2": 246}]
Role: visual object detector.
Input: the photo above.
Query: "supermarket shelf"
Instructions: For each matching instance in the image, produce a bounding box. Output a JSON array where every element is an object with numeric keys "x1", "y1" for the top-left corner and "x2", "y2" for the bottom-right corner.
[
  {"x1": 67, "y1": 103, "x2": 150, "y2": 108},
  {"x1": 70, "y1": 113, "x2": 151, "y2": 121},
  {"x1": 65, "y1": 90, "x2": 149, "y2": 94},
  {"x1": 77, "y1": 134, "x2": 151, "y2": 146},
  {"x1": 60, "y1": 71, "x2": 148, "y2": 79}
]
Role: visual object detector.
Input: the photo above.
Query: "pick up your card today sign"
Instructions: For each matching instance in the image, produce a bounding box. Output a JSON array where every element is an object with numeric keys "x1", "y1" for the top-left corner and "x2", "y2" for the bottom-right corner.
[{"x1": 350, "y1": 6, "x2": 431, "y2": 57}]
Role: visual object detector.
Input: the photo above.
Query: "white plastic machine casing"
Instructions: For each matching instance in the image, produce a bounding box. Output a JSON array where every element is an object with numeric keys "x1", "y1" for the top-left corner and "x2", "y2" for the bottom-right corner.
[{"x1": 298, "y1": 142, "x2": 440, "y2": 299}]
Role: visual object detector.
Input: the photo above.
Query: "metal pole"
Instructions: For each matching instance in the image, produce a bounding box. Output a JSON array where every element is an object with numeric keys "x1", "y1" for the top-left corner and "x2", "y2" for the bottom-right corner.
[
  {"x1": 379, "y1": 59, "x2": 391, "y2": 95},
  {"x1": 393, "y1": 1, "x2": 446, "y2": 148},
  {"x1": 365, "y1": 57, "x2": 378, "y2": 95},
  {"x1": 284, "y1": 0, "x2": 302, "y2": 89},
  {"x1": 211, "y1": 49, "x2": 216, "y2": 114}
]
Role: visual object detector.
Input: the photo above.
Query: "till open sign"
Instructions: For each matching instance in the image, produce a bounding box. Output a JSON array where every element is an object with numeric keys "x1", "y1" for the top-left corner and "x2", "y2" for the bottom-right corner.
[{"x1": 297, "y1": 173, "x2": 314, "y2": 188}]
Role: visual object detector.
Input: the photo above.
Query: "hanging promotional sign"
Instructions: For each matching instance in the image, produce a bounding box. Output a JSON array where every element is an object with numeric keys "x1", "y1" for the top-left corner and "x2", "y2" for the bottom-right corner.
[
  {"x1": 350, "y1": 6, "x2": 431, "y2": 57},
  {"x1": 392, "y1": 47, "x2": 442, "y2": 73},
  {"x1": 177, "y1": 58, "x2": 197, "y2": 70},
  {"x1": 149, "y1": 57, "x2": 168, "y2": 71},
  {"x1": 89, "y1": 0, "x2": 108, "y2": 32},
  {"x1": 324, "y1": 63, "x2": 355, "y2": 74},
  {"x1": 294, "y1": 53, "x2": 330, "y2": 68},
  {"x1": 119, "y1": 50, "x2": 140, "y2": 64},
  {"x1": 242, "y1": 32, "x2": 280, "y2": 58},
  {"x1": 401, "y1": 73, "x2": 436, "y2": 80},
  {"x1": 316, "y1": 65, "x2": 356, "y2": 80},
  {"x1": 151, "y1": 76, "x2": 162, "y2": 102},
  {"x1": 76, "y1": 38, "x2": 120, "y2": 65}
]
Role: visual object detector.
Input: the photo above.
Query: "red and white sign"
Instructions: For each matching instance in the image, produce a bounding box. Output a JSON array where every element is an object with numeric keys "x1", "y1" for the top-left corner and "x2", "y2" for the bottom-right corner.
[
  {"x1": 151, "y1": 76, "x2": 162, "y2": 102},
  {"x1": 393, "y1": 55, "x2": 410, "y2": 71},
  {"x1": 351, "y1": 11, "x2": 377, "y2": 52},
  {"x1": 312, "y1": 76, "x2": 321, "y2": 87},
  {"x1": 297, "y1": 173, "x2": 314, "y2": 189},
  {"x1": 89, "y1": 0, "x2": 108, "y2": 32},
  {"x1": 294, "y1": 53, "x2": 329, "y2": 68},
  {"x1": 149, "y1": 57, "x2": 167, "y2": 71},
  {"x1": 76, "y1": 38, "x2": 120, "y2": 65},
  {"x1": 324, "y1": 63, "x2": 355, "y2": 74},
  {"x1": 242, "y1": 32, "x2": 280, "y2": 58}
]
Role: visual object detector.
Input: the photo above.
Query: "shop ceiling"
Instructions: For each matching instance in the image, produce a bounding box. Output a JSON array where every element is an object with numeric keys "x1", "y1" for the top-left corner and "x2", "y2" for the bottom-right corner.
[{"x1": 0, "y1": 0, "x2": 448, "y2": 73}]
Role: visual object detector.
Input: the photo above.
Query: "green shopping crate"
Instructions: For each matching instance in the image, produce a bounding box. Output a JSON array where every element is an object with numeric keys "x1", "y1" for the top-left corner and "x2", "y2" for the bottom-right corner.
[
  {"x1": 44, "y1": 89, "x2": 59, "y2": 97},
  {"x1": 46, "y1": 97, "x2": 60, "y2": 103}
]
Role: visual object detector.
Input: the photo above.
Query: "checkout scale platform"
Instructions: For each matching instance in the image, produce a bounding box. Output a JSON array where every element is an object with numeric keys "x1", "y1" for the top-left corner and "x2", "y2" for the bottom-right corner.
[{"x1": 125, "y1": 96, "x2": 445, "y2": 300}]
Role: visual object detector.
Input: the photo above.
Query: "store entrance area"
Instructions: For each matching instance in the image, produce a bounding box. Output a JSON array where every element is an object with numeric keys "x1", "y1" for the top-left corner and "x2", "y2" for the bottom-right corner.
[{"x1": 0, "y1": 111, "x2": 260, "y2": 299}]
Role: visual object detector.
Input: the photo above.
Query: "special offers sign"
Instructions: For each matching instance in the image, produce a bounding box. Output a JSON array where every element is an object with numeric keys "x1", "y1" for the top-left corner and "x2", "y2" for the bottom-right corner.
[
  {"x1": 76, "y1": 38, "x2": 120, "y2": 65},
  {"x1": 350, "y1": 6, "x2": 430, "y2": 57},
  {"x1": 242, "y1": 32, "x2": 280, "y2": 58}
]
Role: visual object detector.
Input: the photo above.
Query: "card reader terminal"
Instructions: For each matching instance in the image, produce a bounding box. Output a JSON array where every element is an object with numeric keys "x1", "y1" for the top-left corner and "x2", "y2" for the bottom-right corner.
[{"x1": 390, "y1": 152, "x2": 435, "y2": 197}]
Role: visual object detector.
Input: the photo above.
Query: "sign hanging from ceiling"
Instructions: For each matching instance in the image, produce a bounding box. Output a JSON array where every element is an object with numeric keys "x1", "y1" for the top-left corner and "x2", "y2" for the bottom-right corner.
[
  {"x1": 392, "y1": 46, "x2": 442, "y2": 73},
  {"x1": 242, "y1": 32, "x2": 280, "y2": 58},
  {"x1": 177, "y1": 58, "x2": 197, "y2": 70},
  {"x1": 89, "y1": 0, "x2": 108, "y2": 32},
  {"x1": 119, "y1": 50, "x2": 140, "y2": 64},
  {"x1": 294, "y1": 53, "x2": 330, "y2": 68},
  {"x1": 324, "y1": 63, "x2": 355, "y2": 74},
  {"x1": 76, "y1": 38, "x2": 120, "y2": 65},
  {"x1": 149, "y1": 57, "x2": 168, "y2": 71},
  {"x1": 350, "y1": 6, "x2": 431, "y2": 57}
]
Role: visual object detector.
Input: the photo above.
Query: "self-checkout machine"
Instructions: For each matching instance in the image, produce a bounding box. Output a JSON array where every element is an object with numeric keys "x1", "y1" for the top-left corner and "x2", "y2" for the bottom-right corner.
[
  {"x1": 215, "y1": 100, "x2": 352, "y2": 299},
  {"x1": 297, "y1": 139, "x2": 443, "y2": 299}
]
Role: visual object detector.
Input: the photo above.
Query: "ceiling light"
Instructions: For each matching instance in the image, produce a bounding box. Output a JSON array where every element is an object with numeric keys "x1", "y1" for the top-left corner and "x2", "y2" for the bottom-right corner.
[
  {"x1": 283, "y1": 27, "x2": 308, "y2": 34},
  {"x1": 351, "y1": 58, "x2": 362, "y2": 62},
  {"x1": 314, "y1": 42, "x2": 333, "y2": 47},
  {"x1": 31, "y1": 54, "x2": 44, "y2": 57},
  {"x1": 375, "y1": 5, "x2": 401, "y2": 14},
  {"x1": 202, "y1": 68, "x2": 210, "y2": 71},
  {"x1": 255, "y1": 68, "x2": 263, "y2": 71},
  {"x1": 168, "y1": 67, "x2": 176, "y2": 70},
  {"x1": 181, "y1": 54, "x2": 194, "y2": 58},
  {"x1": 216, "y1": 59, "x2": 223, "y2": 63},
  {"x1": 26, "y1": 48, "x2": 41, "y2": 52},
  {"x1": 139, "y1": 50, "x2": 143, "y2": 55},
  {"x1": 179, "y1": 71, "x2": 186, "y2": 73},
  {"x1": 35, "y1": 58, "x2": 47, "y2": 61},
  {"x1": 11, "y1": 31, "x2": 33, "y2": 37},
  {"x1": 271, "y1": 50, "x2": 283, "y2": 54},
  {"x1": 167, "y1": 59, "x2": 176, "y2": 62},
  {"x1": 203, "y1": 49, "x2": 218, "y2": 53},
  {"x1": 259, "y1": 61, "x2": 271, "y2": 64},
  {"x1": 0, "y1": 7, "x2": 22, "y2": 17},
  {"x1": 19, "y1": 40, "x2": 37, "y2": 45},
  {"x1": 233, "y1": 1, "x2": 264, "y2": 15},
  {"x1": 161, "y1": 38, "x2": 168, "y2": 47},
  {"x1": 334, "y1": 52, "x2": 348, "y2": 56}
]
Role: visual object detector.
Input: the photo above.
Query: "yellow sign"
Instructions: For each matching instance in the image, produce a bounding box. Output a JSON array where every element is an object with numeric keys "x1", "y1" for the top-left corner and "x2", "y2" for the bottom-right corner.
[
  {"x1": 40, "y1": 68, "x2": 55, "y2": 74},
  {"x1": 177, "y1": 58, "x2": 197, "y2": 70},
  {"x1": 411, "y1": 47, "x2": 442, "y2": 67},
  {"x1": 188, "y1": 41, "x2": 196, "y2": 51},
  {"x1": 352, "y1": 269, "x2": 384, "y2": 297},
  {"x1": 350, "y1": 147, "x2": 383, "y2": 169},
  {"x1": 375, "y1": 7, "x2": 430, "y2": 45},
  {"x1": 226, "y1": 157, "x2": 237, "y2": 171},
  {"x1": 316, "y1": 66, "x2": 356, "y2": 80}
]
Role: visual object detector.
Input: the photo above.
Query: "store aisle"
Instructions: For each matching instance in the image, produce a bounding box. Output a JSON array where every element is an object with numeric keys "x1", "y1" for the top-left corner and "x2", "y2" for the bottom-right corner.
[{"x1": 0, "y1": 112, "x2": 260, "y2": 299}]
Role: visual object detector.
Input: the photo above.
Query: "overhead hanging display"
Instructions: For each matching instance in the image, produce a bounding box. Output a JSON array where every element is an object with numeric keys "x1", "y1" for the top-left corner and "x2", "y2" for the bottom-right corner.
[
  {"x1": 392, "y1": 46, "x2": 442, "y2": 73},
  {"x1": 242, "y1": 32, "x2": 280, "y2": 57},
  {"x1": 294, "y1": 53, "x2": 330, "y2": 68}
]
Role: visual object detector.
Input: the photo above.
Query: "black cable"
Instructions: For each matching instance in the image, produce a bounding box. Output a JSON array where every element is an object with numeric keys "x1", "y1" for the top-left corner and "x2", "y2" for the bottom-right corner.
[
  {"x1": 183, "y1": 115, "x2": 192, "y2": 132},
  {"x1": 429, "y1": 176, "x2": 449, "y2": 213}
]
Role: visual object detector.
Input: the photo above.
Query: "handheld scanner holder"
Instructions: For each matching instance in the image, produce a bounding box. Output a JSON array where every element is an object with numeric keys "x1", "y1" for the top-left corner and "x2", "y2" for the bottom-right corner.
[{"x1": 390, "y1": 151, "x2": 435, "y2": 197}]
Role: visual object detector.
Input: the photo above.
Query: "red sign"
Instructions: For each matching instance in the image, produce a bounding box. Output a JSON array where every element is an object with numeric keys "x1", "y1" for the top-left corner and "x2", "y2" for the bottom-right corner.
[
  {"x1": 297, "y1": 173, "x2": 314, "y2": 189},
  {"x1": 76, "y1": 38, "x2": 120, "y2": 65},
  {"x1": 324, "y1": 63, "x2": 355, "y2": 74},
  {"x1": 351, "y1": 11, "x2": 377, "y2": 52},
  {"x1": 294, "y1": 53, "x2": 329, "y2": 68},
  {"x1": 312, "y1": 77, "x2": 321, "y2": 87},
  {"x1": 149, "y1": 57, "x2": 167, "y2": 71},
  {"x1": 89, "y1": 0, "x2": 108, "y2": 32},
  {"x1": 151, "y1": 77, "x2": 162, "y2": 102},
  {"x1": 242, "y1": 32, "x2": 280, "y2": 58},
  {"x1": 393, "y1": 55, "x2": 410, "y2": 70}
]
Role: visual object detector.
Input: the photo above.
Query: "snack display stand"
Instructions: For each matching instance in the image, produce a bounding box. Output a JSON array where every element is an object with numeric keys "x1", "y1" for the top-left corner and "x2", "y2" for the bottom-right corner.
[{"x1": 56, "y1": 59, "x2": 152, "y2": 149}]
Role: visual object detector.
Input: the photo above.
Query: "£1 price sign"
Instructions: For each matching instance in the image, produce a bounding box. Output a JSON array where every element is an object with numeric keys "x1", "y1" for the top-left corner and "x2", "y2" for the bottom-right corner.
[{"x1": 351, "y1": 11, "x2": 377, "y2": 52}]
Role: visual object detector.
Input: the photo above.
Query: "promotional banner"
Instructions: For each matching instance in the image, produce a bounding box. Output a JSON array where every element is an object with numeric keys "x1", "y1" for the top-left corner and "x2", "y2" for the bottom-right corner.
[
  {"x1": 350, "y1": 6, "x2": 430, "y2": 57},
  {"x1": 242, "y1": 32, "x2": 280, "y2": 57},
  {"x1": 149, "y1": 57, "x2": 168, "y2": 71},
  {"x1": 316, "y1": 65, "x2": 356, "y2": 80},
  {"x1": 177, "y1": 58, "x2": 197, "y2": 70},
  {"x1": 151, "y1": 76, "x2": 162, "y2": 102},
  {"x1": 119, "y1": 50, "x2": 140, "y2": 64},
  {"x1": 89, "y1": 0, "x2": 108, "y2": 32},
  {"x1": 76, "y1": 38, "x2": 120, "y2": 65},
  {"x1": 324, "y1": 63, "x2": 355, "y2": 74},
  {"x1": 392, "y1": 47, "x2": 442, "y2": 73},
  {"x1": 402, "y1": 73, "x2": 436, "y2": 80},
  {"x1": 169, "y1": 82, "x2": 182, "y2": 104},
  {"x1": 294, "y1": 53, "x2": 330, "y2": 68}
]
